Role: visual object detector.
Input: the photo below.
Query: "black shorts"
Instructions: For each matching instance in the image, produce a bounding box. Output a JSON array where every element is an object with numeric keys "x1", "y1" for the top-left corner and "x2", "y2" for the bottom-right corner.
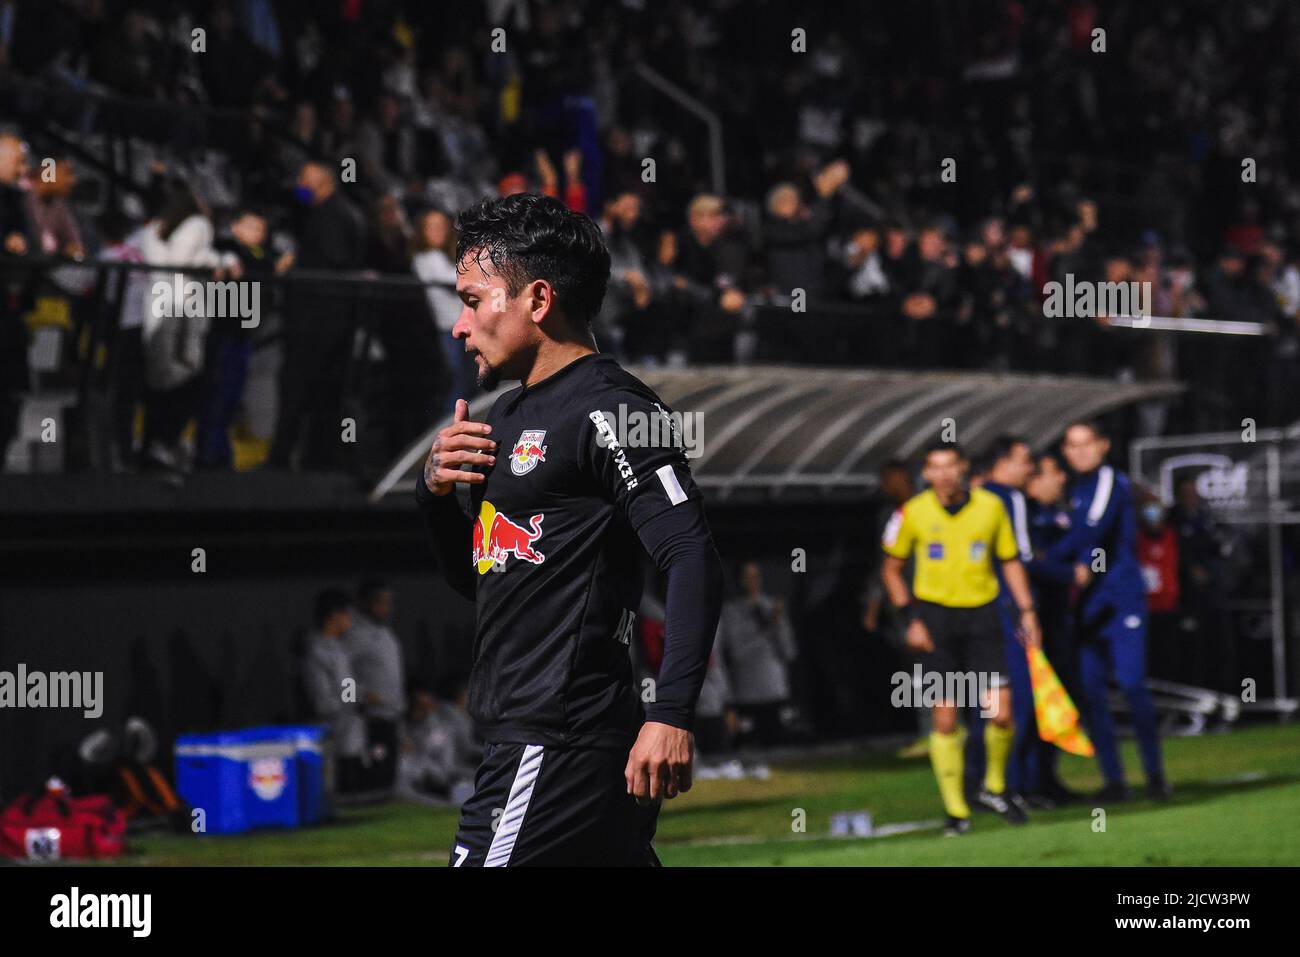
[
  {"x1": 449, "y1": 742, "x2": 661, "y2": 867},
  {"x1": 916, "y1": 600, "x2": 1007, "y2": 688}
]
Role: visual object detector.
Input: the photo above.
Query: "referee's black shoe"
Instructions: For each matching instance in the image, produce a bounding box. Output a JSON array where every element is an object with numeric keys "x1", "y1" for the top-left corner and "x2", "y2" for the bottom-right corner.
[
  {"x1": 1041, "y1": 777, "x2": 1083, "y2": 805},
  {"x1": 1146, "y1": 776, "x2": 1172, "y2": 801},
  {"x1": 1094, "y1": 781, "x2": 1132, "y2": 803},
  {"x1": 943, "y1": 815, "x2": 972, "y2": 837},
  {"x1": 976, "y1": 788, "x2": 1028, "y2": 824}
]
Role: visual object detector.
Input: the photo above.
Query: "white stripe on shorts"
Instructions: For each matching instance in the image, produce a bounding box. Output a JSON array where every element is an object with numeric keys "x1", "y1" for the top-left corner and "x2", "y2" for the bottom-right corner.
[{"x1": 484, "y1": 744, "x2": 545, "y2": 867}]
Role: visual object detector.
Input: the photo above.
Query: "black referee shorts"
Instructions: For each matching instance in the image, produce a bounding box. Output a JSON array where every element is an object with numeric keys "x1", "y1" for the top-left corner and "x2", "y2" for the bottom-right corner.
[
  {"x1": 915, "y1": 600, "x2": 1008, "y2": 689},
  {"x1": 449, "y1": 742, "x2": 661, "y2": 867}
]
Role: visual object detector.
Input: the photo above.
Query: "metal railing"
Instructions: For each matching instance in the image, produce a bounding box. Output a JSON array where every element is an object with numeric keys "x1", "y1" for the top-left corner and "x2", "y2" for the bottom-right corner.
[
  {"x1": 1, "y1": 253, "x2": 1283, "y2": 478},
  {"x1": 632, "y1": 63, "x2": 726, "y2": 195},
  {"x1": 2, "y1": 255, "x2": 456, "y2": 476}
]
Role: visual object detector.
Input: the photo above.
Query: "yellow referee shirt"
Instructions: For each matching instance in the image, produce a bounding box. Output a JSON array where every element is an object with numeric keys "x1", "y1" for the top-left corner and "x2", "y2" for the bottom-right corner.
[{"x1": 881, "y1": 487, "x2": 1017, "y2": 608}]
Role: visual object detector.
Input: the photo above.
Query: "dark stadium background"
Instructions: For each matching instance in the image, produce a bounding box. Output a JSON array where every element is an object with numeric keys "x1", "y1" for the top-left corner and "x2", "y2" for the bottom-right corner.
[{"x1": 0, "y1": 0, "x2": 1296, "y2": 820}]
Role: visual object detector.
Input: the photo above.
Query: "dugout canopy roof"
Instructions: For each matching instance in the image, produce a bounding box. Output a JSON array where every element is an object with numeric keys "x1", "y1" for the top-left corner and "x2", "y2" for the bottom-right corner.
[{"x1": 371, "y1": 367, "x2": 1183, "y2": 505}]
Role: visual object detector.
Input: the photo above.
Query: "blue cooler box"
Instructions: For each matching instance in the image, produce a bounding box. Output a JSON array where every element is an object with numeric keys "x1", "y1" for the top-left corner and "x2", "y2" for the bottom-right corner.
[
  {"x1": 251, "y1": 725, "x2": 329, "y2": 826},
  {"x1": 175, "y1": 731, "x2": 249, "y2": 834},
  {"x1": 175, "y1": 728, "x2": 300, "y2": 834}
]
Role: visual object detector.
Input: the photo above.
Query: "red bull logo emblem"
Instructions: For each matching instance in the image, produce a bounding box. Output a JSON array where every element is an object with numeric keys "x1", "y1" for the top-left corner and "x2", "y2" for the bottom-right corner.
[
  {"x1": 249, "y1": 757, "x2": 288, "y2": 801},
  {"x1": 510, "y1": 429, "x2": 548, "y2": 476},
  {"x1": 473, "y1": 500, "x2": 546, "y2": 574}
]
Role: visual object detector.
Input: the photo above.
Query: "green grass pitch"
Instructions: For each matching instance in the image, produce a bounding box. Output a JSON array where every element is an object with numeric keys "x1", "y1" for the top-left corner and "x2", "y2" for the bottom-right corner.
[{"x1": 115, "y1": 724, "x2": 1298, "y2": 866}]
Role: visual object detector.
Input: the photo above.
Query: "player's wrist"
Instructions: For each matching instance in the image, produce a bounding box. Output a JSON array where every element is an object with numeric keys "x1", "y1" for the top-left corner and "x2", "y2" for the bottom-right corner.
[
  {"x1": 418, "y1": 470, "x2": 447, "y2": 497},
  {"x1": 642, "y1": 712, "x2": 692, "y2": 734}
]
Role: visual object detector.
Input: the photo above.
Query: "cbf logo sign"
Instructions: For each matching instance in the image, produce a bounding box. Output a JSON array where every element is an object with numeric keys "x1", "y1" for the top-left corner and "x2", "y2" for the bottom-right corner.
[
  {"x1": 1159, "y1": 454, "x2": 1250, "y2": 510},
  {"x1": 249, "y1": 758, "x2": 287, "y2": 800}
]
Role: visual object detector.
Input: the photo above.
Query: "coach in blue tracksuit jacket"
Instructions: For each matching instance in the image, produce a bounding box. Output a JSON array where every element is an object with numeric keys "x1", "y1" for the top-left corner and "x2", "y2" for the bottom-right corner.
[{"x1": 1058, "y1": 421, "x2": 1167, "y2": 801}]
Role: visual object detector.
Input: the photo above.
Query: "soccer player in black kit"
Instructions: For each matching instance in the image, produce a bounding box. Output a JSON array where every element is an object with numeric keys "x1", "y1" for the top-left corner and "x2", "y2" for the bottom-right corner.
[{"x1": 415, "y1": 193, "x2": 724, "y2": 866}]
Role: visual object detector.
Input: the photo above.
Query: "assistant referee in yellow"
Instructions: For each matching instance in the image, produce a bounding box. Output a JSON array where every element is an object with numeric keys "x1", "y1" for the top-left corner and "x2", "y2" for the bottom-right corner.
[{"x1": 880, "y1": 442, "x2": 1041, "y2": 835}]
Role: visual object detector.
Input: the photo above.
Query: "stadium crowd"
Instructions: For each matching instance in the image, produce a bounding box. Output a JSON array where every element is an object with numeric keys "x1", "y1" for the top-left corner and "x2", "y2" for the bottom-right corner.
[{"x1": 2, "y1": 0, "x2": 1299, "y2": 477}]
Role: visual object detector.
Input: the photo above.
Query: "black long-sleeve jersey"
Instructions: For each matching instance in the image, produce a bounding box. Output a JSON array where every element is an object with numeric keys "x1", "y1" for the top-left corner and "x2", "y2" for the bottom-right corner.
[{"x1": 416, "y1": 352, "x2": 724, "y2": 749}]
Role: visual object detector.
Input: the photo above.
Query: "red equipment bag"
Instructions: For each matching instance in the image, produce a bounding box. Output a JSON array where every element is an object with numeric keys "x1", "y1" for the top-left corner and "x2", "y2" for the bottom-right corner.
[{"x1": 0, "y1": 782, "x2": 127, "y2": 861}]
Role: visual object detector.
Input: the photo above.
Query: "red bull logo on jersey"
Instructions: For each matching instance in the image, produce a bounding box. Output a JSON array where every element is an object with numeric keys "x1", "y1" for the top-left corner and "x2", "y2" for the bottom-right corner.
[
  {"x1": 472, "y1": 500, "x2": 546, "y2": 574},
  {"x1": 509, "y1": 429, "x2": 548, "y2": 476}
]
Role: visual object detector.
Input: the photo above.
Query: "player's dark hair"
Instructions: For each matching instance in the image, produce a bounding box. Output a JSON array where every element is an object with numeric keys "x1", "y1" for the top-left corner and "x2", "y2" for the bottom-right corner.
[
  {"x1": 977, "y1": 433, "x2": 1027, "y2": 473},
  {"x1": 314, "y1": 588, "x2": 351, "y2": 629},
  {"x1": 1064, "y1": 418, "x2": 1108, "y2": 441},
  {"x1": 156, "y1": 177, "x2": 208, "y2": 242},
  {"x1": 1036, "y1": 449, "x2": 1065, "y2": 471},
  {"x1": 405, "y1": 679, "x2": 436, "y2": 711},
  {"x1": 1134, "y1": 483, "x2": 1162, "y2": 506},
  {"x1": 434, "y1": 675, "x2": 467, "y2": 701},
  {"x1": 358, "y1": 579, "x2": 389, "y2": 607},
  {"x1": 879, "y1": 458, "x2": 909, "y2": 475},
  {"x1": 455, "y1": 192, "x2": 611, "y2": 328},
  {"x1": 922, "y1": 440, "x2": 965, "y2": 463}
]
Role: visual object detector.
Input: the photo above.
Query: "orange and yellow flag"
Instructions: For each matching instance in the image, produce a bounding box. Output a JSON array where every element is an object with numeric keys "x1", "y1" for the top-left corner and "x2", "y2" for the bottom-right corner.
[{"x1": 1026, "y1": 645, "x2": 1094, "y2": 757}]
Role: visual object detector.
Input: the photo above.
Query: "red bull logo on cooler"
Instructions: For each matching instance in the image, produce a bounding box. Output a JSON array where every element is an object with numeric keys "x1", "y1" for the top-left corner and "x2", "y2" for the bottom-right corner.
[
  {"x1": 473, "y1": 500, "x2": 546, "y2": 574},
  {"x1": 249, "y1": 757, "x2": 288, "y2": 801},
  {"x1": 509, "y1": 429, "x2": 548, "y2": 476}
]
